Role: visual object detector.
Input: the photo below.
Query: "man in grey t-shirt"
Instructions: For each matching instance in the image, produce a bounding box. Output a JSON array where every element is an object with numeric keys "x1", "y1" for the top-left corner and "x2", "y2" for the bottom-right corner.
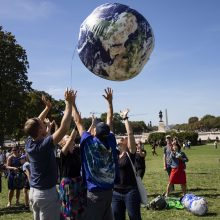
[
  {"x1": 163, "y1": 135, "x2": 174, "y2": 191},
  {"x1": 24, "y1": 90, "x2": 74, "y2": 220}
]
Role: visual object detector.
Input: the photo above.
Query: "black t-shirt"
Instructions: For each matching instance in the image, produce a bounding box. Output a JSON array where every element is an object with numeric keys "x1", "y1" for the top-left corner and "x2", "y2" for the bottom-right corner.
[
  {"x1": 114, "y1": 152, "x2": 137, "y2": 193},
  {"x1": 60, "y1": 147, "x2": 81, "y2": 178},
  {"x1": 135, "y1": 150, "x2": 146, "y2": 170}
]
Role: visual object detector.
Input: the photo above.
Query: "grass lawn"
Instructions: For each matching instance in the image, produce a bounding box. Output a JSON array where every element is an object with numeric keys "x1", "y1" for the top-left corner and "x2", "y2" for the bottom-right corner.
[{"x1": 0, "y1": 144, "x2": 219, "y2": 219}]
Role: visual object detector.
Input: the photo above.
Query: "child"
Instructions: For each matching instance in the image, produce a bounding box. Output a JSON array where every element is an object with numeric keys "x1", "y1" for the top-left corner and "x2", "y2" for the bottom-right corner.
[{"x1": 165, "y1": 141, "x2": 188, "y2": 197}]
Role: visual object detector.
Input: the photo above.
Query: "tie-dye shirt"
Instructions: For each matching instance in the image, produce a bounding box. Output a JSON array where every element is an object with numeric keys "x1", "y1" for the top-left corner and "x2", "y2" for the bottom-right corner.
[{"x1": 80, "y1": 131, "x2": 118, "y2": 191}]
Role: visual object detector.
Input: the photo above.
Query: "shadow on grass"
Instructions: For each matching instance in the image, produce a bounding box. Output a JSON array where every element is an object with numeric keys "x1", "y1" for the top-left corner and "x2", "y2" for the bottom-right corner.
[
  {"x1": 148, "y1": 192, "x2": 183, "y2": 198},
  {"x1": 148, "y1": 189, "x2": 220, "y2": 199},
  {"x1": 204, "y1": 212, "x2": 218, "y2": 217},
  {"x1": 0, "y1": 205, "x2": 30, "y2": 216},
  {"x1": 189, "y1": 187, "x2": 218, "y2": 192},
  {"x1": 187, "y1": 187, "x2": 220, "y2": 198},
  {"x1": 194, "y1": 193, "x2": 220, "y2": 199}
]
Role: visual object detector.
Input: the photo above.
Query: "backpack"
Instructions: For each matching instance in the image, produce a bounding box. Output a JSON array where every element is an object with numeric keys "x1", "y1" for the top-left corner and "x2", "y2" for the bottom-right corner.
[{"x1": 147, "y1": 195, "x2": 167, "y2": 210}]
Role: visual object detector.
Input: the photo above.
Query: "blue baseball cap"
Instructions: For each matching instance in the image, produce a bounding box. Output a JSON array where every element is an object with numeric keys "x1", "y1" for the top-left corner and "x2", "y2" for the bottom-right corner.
[{"x1": 95, "y1": 122, "x2": 110, "y2": 139}]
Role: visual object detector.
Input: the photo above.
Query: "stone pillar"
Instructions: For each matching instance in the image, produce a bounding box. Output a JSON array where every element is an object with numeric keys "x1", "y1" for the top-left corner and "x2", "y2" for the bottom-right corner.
[{"x1": 158, "y1": 121, "x2": 166, "y2": 132}]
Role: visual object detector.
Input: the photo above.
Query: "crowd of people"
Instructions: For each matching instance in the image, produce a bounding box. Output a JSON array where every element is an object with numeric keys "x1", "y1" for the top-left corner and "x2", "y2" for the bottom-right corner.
[{"x1": 0, "y1": 87, "x2": 193, "y2": 220}]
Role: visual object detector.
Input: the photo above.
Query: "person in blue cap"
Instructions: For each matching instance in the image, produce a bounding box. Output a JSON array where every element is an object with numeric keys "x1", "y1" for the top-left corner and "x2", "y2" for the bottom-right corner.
[{"x1": 72, "y1": 88, "x2": 118, "y2": 220}]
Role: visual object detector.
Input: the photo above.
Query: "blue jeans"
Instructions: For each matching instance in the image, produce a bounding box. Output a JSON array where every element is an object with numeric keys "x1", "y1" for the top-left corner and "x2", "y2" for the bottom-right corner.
[{"x1": 112, "y1": 187, "x2": 142, "y2": 220}]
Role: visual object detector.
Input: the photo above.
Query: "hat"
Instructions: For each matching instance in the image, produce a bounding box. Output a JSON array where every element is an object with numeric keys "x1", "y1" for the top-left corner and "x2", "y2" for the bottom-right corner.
[
  {"x1": 166, "y1": 135, "x2": 171, "y2": 139},
  {"x1": 95, "y1": 122, "x2": 110, "y2": 139}
]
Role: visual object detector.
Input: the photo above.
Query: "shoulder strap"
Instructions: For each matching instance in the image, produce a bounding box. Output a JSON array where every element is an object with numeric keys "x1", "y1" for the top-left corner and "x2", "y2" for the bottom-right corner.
[{"x1": 126, "y1": 152, "x2": 137, "y2": 176}]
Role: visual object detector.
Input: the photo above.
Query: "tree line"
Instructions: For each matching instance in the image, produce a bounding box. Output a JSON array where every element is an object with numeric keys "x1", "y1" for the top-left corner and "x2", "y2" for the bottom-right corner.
[{"x1": 173, "y1": 115, "x2": 220, "y2": 132}]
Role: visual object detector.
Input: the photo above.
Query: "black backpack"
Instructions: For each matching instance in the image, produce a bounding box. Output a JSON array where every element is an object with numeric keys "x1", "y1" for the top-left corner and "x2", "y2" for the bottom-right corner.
[{"x1": 147, "y1": 195, "x2": 167, "y2": 210}]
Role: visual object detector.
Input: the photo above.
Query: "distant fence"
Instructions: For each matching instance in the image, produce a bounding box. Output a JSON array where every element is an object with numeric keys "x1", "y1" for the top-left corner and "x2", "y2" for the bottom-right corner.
[
  {"x1": 198, "y1": 131, "x2": 220, "y2": 141},
  {"x1": 116, "y1": 133, "x2": 149, "y2": 144}
]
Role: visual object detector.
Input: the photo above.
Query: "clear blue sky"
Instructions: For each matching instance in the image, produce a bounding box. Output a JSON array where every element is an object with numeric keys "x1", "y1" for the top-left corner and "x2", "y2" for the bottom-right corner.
[{"x1": 1, "y1": 0, "x2": 220, "y2": 125}]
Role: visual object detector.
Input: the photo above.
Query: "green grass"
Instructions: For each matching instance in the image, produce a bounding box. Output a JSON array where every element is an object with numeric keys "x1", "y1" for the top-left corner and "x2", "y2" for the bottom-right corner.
[
  {"x1": 142, "y1": 144, "x2": 220, "y2": 220},
  {"x1": 0, "y1": 144, "x2": 219, "y2": 219}
]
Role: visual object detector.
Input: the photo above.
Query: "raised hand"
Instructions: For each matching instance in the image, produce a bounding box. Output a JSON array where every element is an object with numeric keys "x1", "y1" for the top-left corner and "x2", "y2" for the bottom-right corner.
[
  {"x1": 42, "y1": 95, "x2": 52, "y2": 109},
  {"x1": 103, "y1": 87, "x2": 113, "y2": 103},
  {"x1": 44, "y1": 118, "x2": 51, "y2": 127},
  {"x1": 44, "y1": 118, "x2": 54, "y2": 135},
  {"x1": 38, "y1": 95, "x2": 52, "y2": 121},
  {"x1": 120, "y1": 108, "x2": 130, "y2": 119},
  {"x1": 72, "y1": 90, "x2": 77, "y2": 105},
  {"x1": 64, "y1": 89, "x2": 75, "y2": 104}
]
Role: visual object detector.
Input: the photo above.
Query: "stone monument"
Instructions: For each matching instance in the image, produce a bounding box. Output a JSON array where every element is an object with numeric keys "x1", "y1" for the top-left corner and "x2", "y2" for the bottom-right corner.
[{"x1": 158, "y1": 110, "x2": 166, "y2": 132}]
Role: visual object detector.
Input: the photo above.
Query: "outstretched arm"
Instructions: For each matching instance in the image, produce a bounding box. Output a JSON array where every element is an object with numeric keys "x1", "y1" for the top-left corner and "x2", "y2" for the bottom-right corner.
[
  {"x1": 52, "y1": 89, "x2": 73, "y2": 145},
  {"x1": 120, "y1": 109, "x2": 136, "y2": 154},
  {"x1": 61, "y1": 128, "x2": 78, "y2": 156},
  {"x1": 102, "y1": 88, "x2": 113, "y2": 131},
  {"x1": 87, "y1": 114, "x2": 96, "y2": 136},
  {"x1": 72, "y1": 90, "x2": 85, "y2": 136},
  {"x1": 38, "y1": 95, "x2": 52, "y2": 121}
]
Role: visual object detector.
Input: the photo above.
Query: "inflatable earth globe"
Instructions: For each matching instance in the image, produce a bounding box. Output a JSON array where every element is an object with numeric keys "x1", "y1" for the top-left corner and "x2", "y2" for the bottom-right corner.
[{"x1": 77, "y1": 3, "x2": 154, "y2": 81}]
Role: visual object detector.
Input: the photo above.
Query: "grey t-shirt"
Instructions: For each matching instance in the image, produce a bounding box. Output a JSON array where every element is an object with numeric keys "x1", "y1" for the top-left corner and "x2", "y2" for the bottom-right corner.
[
  {"x1": 163, "y1": 145, "x2": 172, "y2": 167},
  {"x1": 25, "y1": 136, "x2": 57, "y2": 190}
]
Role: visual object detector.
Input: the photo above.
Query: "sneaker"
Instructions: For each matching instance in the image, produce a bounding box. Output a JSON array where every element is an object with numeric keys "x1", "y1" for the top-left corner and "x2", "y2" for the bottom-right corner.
[
  {"x1": 7, "y1": 202, "x2": 11, "y2": 207},
  {"x1": 15, "y1": 201, "x2": 20, "y2": 206},
  {"x1": 24, "y1": 205, "x2": 30, "y2": 211}
]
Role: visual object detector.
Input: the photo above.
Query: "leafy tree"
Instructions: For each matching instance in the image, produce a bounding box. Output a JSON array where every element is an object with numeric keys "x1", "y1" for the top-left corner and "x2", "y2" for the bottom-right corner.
[
  {"x1": 25, "y1": 89, "x2": 66, "y2": 125},
  {"x1": 130, "y1": 121, "x2": 147, "y2": 134},
  {"x1": 212, "y1": 117, "x2": 220, "y2": 129},
  {"x1": 82, "y1": 117, "x2": 93, "y2": 131},
  {"x1": 148, "y1": 132, "x2": 166, "y2": 146},
  {"x1": 100, "y1": 112, "x2": 125, "y2": 134},
  {"x1": 175, "y1": 131, "x2": 198, "y2": 145},
  {"x1": 200, "y1": 115, "x2": 215, "y2": 121},
  {"x1": 0, "y1": 26, "x2": 32, "y2": 145},
  {"x1": 188, "y1": 117, "x2": 199, "y2": 124},
  {"x1": 200, "y1": 114, "x2": 216, "y2": 131}
]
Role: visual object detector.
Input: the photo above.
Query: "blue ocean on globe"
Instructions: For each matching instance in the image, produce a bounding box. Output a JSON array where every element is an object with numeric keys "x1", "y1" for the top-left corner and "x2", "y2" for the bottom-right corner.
[{"x1": 78, "y1": 3, "x2": 154, "y2": 81}]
